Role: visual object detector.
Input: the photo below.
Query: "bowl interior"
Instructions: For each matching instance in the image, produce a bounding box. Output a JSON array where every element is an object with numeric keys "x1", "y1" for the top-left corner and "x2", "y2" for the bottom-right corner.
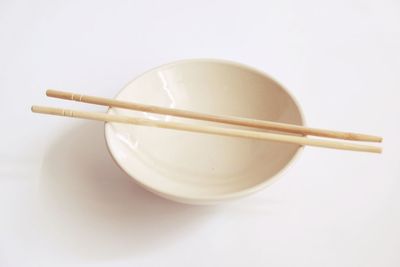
[{"x1": 105, "y1": 60, "x2": 304, "y2": 203}]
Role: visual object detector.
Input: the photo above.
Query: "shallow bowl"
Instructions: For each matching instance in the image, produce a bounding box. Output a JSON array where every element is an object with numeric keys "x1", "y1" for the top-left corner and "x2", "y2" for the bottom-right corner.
[{"x1": 105, "y1": 59, "x2": 304, "y2": 204}]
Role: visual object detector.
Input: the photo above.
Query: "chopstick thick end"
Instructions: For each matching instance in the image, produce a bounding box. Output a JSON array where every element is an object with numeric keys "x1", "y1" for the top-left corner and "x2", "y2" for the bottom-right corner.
[
  {"x1": 31, "y1": 105, "x2": 40, "y2": 113},
  {"x1": 46, "y1": 89, "x2": 74, "y2": 100},
  {"x1": 31, "y1": 105, "x2": 65, "y2": 117}
]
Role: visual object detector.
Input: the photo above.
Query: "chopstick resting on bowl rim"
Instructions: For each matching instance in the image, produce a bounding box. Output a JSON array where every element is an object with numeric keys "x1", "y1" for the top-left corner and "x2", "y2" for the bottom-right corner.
[
  {"x1": 45, "y1": 89, "x2": 382, "y2": 143},
  {"x1": 31, "y1": 105, "x2": 382, "y2": 154}
]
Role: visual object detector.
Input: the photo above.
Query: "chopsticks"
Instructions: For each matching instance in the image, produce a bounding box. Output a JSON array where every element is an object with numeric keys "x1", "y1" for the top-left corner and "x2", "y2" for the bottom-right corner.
[
  {"x1": 46, "y1": 90, "x2": 382, "y2": 142},
  {"x1": 31, "y1": 106, "x2": 381, "y2": 153},
  {"x1": 31, "y1": 89, "x2": 383, "y2": 154}
]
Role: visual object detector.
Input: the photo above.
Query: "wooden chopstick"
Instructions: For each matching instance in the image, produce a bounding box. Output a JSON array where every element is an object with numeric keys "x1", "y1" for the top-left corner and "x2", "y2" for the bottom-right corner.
[
  {"x1": 46, "y1": 89, "x2": 382, "y2": 143},
  {"x1": 31, "y1": 105, "x2": 382, "y2": 153}
]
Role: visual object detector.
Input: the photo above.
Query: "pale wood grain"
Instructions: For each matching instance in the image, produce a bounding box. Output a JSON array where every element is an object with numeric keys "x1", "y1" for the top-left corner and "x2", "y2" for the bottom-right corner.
[
  {"x1": 46, "y1": 89, "x2": 382, "y2": 142},
  {"x1": 31, "y1": 105, "x2": 382, "y2": 153}
]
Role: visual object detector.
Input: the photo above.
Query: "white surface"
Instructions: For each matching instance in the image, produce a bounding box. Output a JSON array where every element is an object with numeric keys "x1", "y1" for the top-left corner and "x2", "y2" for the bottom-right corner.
[{"x1": 0, "y1": 0, "x2": 399, "y2": 266}]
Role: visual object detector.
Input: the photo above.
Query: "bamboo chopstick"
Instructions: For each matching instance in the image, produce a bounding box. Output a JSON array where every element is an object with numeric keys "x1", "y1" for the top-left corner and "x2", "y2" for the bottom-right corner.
[
  {"x1": 46, "y1": 89, "x2": 382, "y2": 143},
  {"x1": 31, "y1": 105, "x2": 382, "y2": 153}
]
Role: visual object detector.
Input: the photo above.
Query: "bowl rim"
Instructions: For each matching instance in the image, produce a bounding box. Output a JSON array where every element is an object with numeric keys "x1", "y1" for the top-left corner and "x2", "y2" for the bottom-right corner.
[{"x1": 104, "y1": 58, "x2": 306, "y2": 204}]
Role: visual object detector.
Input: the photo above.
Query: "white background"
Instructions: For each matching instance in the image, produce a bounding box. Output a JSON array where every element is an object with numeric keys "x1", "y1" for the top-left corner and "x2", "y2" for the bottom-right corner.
[{"x1": 1, "y1": 0, "x2": 399, "y2": 266}]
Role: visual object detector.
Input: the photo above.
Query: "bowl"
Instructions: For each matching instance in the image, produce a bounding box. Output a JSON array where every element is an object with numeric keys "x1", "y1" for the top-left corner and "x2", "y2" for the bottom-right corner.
[{"x1": 105, "y1": 59, "x2": 305, "y2": 204}]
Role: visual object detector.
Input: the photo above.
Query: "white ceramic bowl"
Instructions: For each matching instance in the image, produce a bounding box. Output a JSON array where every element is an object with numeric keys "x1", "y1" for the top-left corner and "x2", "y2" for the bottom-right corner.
[{"x1": 105, "y1": 59, "x2": 304, "y2": 204}]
